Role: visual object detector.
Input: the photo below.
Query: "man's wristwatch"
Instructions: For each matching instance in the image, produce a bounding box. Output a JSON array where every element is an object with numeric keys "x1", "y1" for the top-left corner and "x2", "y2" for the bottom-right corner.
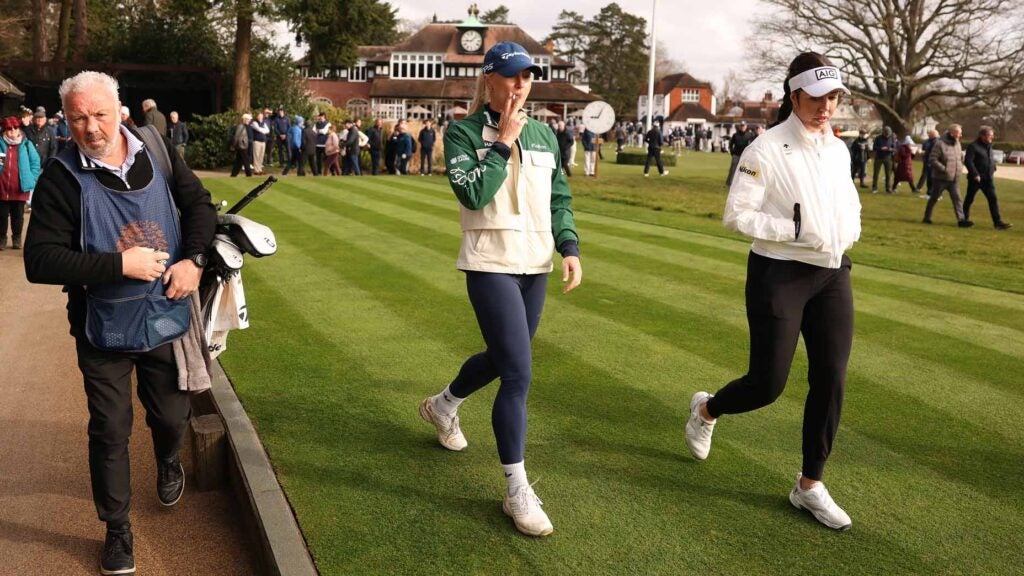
[{"x1": 187, "y1": 252, "x2": 208, "y2": 268}]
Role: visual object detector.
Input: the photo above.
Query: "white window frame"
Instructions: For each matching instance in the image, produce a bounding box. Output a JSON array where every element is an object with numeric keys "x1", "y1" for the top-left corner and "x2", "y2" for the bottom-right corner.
[
  {"x1": 682, "y1": 89, "x2": 701, "y2": 103},
  {"x1": 390, "y1": 53, "x2": 444, "y2": 80}
]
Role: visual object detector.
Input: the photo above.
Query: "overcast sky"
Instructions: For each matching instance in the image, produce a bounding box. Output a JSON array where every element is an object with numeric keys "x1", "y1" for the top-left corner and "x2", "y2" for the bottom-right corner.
[{"x1": 381, "y1": 0, "x2": 771, "y2": 97}]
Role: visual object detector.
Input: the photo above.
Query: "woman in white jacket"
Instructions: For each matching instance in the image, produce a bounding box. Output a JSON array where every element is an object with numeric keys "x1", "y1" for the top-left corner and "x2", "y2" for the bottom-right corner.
[{"x1": 684, "y1": 52, "x2": 861, "y2": 531}]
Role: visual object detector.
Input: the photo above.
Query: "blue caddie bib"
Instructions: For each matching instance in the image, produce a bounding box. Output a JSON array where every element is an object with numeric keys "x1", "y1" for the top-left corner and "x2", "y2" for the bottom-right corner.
[{"x1": 55, "y1": 143, "x2": 189, "y2": 352}]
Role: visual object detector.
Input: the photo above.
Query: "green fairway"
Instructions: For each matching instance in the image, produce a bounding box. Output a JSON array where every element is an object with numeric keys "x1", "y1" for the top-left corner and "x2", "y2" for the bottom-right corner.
[{"x1": 206, "y1": 150, "x2": 1023, "y2": 575}]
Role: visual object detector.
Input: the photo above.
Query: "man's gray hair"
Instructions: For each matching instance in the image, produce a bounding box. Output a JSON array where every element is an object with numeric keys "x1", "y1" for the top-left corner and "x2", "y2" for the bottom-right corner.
[
  {"x1": 978, "y1": 125, "x2": 994, "y2": 137},
  {"x1": 948, "y1": 123, "x2": 962, "y2": 132},
  {"x1": 142, "y1": 99, "x2": 156, "y2": 111},
  {"x1": 59, "y1": 71, "x2": 120, "y2": 108}
]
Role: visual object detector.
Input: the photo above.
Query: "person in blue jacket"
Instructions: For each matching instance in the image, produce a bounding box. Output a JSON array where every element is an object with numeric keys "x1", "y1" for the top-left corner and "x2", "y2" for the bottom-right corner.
[
  {"x1": 394, "y1": 120, "x2": 413, "y2": 174},
  {"x1": 282, "y1": 116, "x2": 304, "y2": 176}
]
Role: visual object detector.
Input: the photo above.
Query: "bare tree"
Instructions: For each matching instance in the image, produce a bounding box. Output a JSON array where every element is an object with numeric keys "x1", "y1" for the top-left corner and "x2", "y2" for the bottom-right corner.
[{"x1": 751, "y1": 0, "x2": 1024, "y2": 136}]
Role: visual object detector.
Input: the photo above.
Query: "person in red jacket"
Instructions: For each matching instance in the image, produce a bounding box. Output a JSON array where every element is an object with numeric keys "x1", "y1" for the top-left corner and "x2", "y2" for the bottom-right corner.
[
  {"x1": 0, "y1": 116, "x2": 41, "y2": 250},
  {"x1": 892, "y1": 135, "x2": 919, "y2": 193}
]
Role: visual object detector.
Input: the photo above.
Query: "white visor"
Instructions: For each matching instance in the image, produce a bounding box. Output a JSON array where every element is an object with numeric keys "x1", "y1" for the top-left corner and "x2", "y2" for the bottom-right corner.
[{"x1": 788, "y1": 66, "x2": 850, "y2": 97}]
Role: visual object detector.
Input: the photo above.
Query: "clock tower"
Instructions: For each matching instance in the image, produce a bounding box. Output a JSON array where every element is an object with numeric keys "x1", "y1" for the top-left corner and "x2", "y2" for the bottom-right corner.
[{"x1": 456, "y1": 4, "x2": 487, "y2": 55}]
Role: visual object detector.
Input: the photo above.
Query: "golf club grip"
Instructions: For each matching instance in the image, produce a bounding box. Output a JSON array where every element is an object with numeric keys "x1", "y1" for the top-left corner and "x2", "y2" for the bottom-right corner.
[{"x1": 226, "y1": 176, "x2": 277, "y2": 215}]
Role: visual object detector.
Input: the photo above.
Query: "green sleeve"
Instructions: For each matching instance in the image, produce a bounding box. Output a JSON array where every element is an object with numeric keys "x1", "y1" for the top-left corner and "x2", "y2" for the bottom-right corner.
[{"x1": 443, "y1": 125, "x2": 510, "y2": 210}]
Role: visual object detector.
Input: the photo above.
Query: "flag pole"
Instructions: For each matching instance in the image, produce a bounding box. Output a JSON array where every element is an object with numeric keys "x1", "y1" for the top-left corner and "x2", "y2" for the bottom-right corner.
[{"x1": 645, "y1": 0, "x2": 658, "y2": 134}]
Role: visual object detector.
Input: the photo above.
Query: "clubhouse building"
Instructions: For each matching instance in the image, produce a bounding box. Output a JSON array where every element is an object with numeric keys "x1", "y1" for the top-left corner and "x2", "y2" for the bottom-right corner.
[{"x1": 299, "y1": 6, "x2": 597, "y2": 121}]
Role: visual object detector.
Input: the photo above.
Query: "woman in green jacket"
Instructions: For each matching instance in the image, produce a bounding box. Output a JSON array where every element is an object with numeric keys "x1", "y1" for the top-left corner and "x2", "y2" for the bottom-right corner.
[{"x1": 419, "y1": 42, "x2": 582, "y2": 537}]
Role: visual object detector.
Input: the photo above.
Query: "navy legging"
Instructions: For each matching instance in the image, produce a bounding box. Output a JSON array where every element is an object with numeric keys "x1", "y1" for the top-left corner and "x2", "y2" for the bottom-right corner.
[{"x1": 449, "y1": 271, "x2": 547, "y2": 464}]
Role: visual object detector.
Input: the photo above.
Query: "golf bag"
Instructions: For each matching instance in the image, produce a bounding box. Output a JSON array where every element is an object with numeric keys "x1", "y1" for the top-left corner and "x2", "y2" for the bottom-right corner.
[{"x1": 199, "y1": 176, "x2": 278, "y2": 357}]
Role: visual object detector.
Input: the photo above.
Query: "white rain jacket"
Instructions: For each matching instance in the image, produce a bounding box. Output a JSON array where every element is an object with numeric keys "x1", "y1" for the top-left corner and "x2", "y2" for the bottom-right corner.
[{"x1": 724, "y1": 114, "x2": 861, "y2": 269}]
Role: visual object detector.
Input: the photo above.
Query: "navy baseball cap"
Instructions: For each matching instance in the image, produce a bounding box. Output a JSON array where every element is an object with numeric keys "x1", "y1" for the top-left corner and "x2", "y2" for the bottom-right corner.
[{"x1": 482, "y1": 42, "x2": 543, "y2": 77}]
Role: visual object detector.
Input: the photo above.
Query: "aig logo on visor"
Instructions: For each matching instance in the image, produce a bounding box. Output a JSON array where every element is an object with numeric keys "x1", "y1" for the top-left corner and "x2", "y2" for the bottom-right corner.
[{"x1": 815, "y1": 68, "x2": 839, "y2": 80}]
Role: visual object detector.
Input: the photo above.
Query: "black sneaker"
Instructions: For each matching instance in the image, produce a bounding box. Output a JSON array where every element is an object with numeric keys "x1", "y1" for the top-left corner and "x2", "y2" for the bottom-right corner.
[
  {"x1": 996, "y1": 221, "x2": 1013, "y2": 230},
  {"x1": 101, "y1": 525, "x2": 135, "y2": 575},
  {"x1": 157, "y1": 455, "x2": 184, "y2": 506},
  {"x1": 958, "y1": 220, "x2": 975, "y2": 228}
]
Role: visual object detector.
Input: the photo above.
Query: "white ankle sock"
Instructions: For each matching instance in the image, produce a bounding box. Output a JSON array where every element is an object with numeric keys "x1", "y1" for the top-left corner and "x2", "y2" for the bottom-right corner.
[
  {"x1": 432, "y1": 385, "x2": 464, "y2": 416},
  {"x1": 502, "y1": 461, "x2": 528, "y2": 495}
]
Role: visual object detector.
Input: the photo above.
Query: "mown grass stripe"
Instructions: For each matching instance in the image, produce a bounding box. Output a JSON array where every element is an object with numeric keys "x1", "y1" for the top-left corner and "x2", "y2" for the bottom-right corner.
[
  {"x1": 330, "y1": 179, "x2": 1024, "y2": 320},
  {"x1": 291, "y1": 183, "x2": 1024, "y2": 440},
  {"x1": 268, "y1": 186, "x2": 1024, "y2": 455}
]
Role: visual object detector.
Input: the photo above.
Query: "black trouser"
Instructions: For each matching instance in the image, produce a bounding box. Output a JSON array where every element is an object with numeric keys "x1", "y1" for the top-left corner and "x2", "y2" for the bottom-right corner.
[
  {"x1": 344, "y1": 151, "x2": 362, "y2": 176},
  {"x1": 872, "y1": 156, "x2": 892, "y2": 191},
  {"x1": 230, "y1": 148, "x2": 252, "y2": 177},
  {"x1": 420, "y1": 146, "x2": 433, "y2": 174},
  {"x1": 726, "y1": 155, "x2": 741, "y2": 185},
  {"x1": 561, "y1": 151, "x2": 572, "y2": 176},
  {"x1": 274, "y1": 136, "x2": 289, "y2": 166},
  {"x1": 916, "y1": 165, "x2": 931, "y2": 193},
  {"x1": 76, "y1": 338, "x2": 191, "y2": 527},
  {"x1": 316, "y1": 147, "x2": 326, "y2": 176},
  {"x1": 964, "y1": 177, "x2": 1003, "y2": 225},
  {"x1": 706, "y1": 252, "x2": 854, "y2": 481},
  {"x1": 851, "y1": 159, "x2": 866, "y2": 181},
  {"x1": 396, "y1": 154, "x2": 409, "y2": 175},
  {"x1": 0, "y1": 200, "x2": 26, "y2": 247},
  {"x1": 282, "y1": 146, "x2": 300, "y2": 175},
  {"x1": 644, "y1": 148, "x2": 664, "y2": 175},
  {"x1": 449, "y1": 272, "x2": 547, "y2": 464},
  {"x1": 300, "y1": 151, "x2": 317, "y2": 176},
  {"x1": 370, "y1": 149, "x2": 382, "y2": 175}
]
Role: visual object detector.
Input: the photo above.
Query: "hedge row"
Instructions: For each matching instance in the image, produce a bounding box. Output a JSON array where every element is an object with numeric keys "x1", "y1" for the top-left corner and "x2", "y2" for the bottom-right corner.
[{"x1": 993, "y1": 141, "x2": 1024, "y2": 152}]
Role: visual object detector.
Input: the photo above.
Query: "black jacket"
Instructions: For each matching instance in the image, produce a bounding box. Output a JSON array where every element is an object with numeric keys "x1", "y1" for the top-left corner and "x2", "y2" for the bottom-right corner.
[
  {"x1": 728, "y1": 129, "x2": 752, "y2": 157},
  {"x1": 25, "y1": 123, "x2": 58, "y2": 162},
  {"x1": 645, "y1": 128, "x2": 663, "y2": 150},
  {"x1": 23, "y1": 127, "x2": 216, "y2": 338},
  {"x1": 419, "y1": 127, "x2": 436, "y2": 149},
  {"x1": 964, "y1": 139, "x2": 996, "y2": 180},
  {"x1": 169, "y1": 121, "x2": 189, "y2": 147},
  {"x1": 366, "y1": 126, "x2": 383, "y2": 151}
]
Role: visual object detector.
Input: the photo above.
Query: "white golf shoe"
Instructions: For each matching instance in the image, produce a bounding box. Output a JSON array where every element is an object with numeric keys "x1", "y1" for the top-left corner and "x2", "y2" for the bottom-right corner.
[
  {"x1": 685, "y1": 391, "x2": 715, "y2": 460},
  {"x1": 502, "y1": 483, "x2": 553, "y2": 537},
  {"x1": 789, "y1": 473, "x2": 852, "y2": 531},
  {"x1": 419, "y1": 397, "x2": 467, "y2": 451}
]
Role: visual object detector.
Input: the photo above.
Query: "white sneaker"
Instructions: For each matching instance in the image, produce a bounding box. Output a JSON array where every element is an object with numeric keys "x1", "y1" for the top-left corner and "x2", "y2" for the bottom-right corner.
[
  {"x1": 789, "y1": 473, "x2": 852, "y2": 531},
  {"x1": 684, "y1": 392, "x2": 715, "y2": 460},
  {"x1": 419, "y1": 397, "x2": 467, "y2": 451},
  {"x1": 661, "y1": 171, "x2": 670, "y2": 176},
  {"x1": 502, "y1": 483, "x2": 553, "y2": 537}
]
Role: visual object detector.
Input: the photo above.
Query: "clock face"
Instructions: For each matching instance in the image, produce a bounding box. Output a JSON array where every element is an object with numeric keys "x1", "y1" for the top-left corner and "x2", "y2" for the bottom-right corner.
[
  {"x1": 582, "y1": 101, "x2": 616, "y2": 134},
  {"x1": 460, "y1": 30, "x2": 483, "y2": 53}
]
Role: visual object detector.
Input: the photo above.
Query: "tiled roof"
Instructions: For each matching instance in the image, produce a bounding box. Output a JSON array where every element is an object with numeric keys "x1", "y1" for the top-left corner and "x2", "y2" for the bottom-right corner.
[
  {"x1": 388, "y1": 24, "x2": 569, "y2": 67},
  {"x1": 645, "y1": 72, "x2": 713, "y2": 93},
  {"x1": 667, "y1": 102, "x2": 714, "y2": 122}
]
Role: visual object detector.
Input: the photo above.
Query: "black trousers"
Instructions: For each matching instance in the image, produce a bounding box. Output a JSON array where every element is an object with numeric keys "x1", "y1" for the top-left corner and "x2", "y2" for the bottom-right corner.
[
  {"x1": 0, "y1": 200, "x2": 26, "y2": 246},
  {"x1": 420, "y1": 147, "x2": 433, "y2": 174},
  {"x1": 369, "y1": 149, "x2": 381, "y2": 175},
  {"x1": 964, "y1": 177, "x2": 1003, "y2": 225},
  {"x1": 76, "y1": 338, "x2": 191, "y2": 527},
  {"x1": 644, "y1": 148, "x2": 664, "y2": 175},
  {"x1": 274, "y1": 136, "x2": 289, "y2": 166},
  {"x1": 851, "y1": 159, "x2": 866, "y2": 181},
  {"x1": 707, "y1": 252, "x2": 854, "y2": 481},
  {"x1": 726, "y1": 155, "x2": 741, "y2": 185},
  {"x1": 316, "y1": 147, "x2": 326, "y2": 176},
  {"x1": 230, "y1": 148, "x2": 252, "y2": 177}
]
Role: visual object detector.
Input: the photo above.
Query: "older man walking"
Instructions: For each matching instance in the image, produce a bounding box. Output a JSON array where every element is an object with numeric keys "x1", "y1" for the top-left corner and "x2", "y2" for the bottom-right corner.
[
  {"x1": 922, "y1": 123, "x2": 969, "y2": 227},
  {"x1": 964, "y1": 126, "x2": 1012, "y2": 230},
  {"x1": 24, "y1": 71, "x2": 216, "y2": 575}
]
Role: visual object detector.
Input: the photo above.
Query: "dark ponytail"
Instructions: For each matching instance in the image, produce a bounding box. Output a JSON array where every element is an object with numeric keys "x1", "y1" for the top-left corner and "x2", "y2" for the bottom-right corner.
[{"x1": 771, "y1": 52, "x2": 835, "y2": 128}]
